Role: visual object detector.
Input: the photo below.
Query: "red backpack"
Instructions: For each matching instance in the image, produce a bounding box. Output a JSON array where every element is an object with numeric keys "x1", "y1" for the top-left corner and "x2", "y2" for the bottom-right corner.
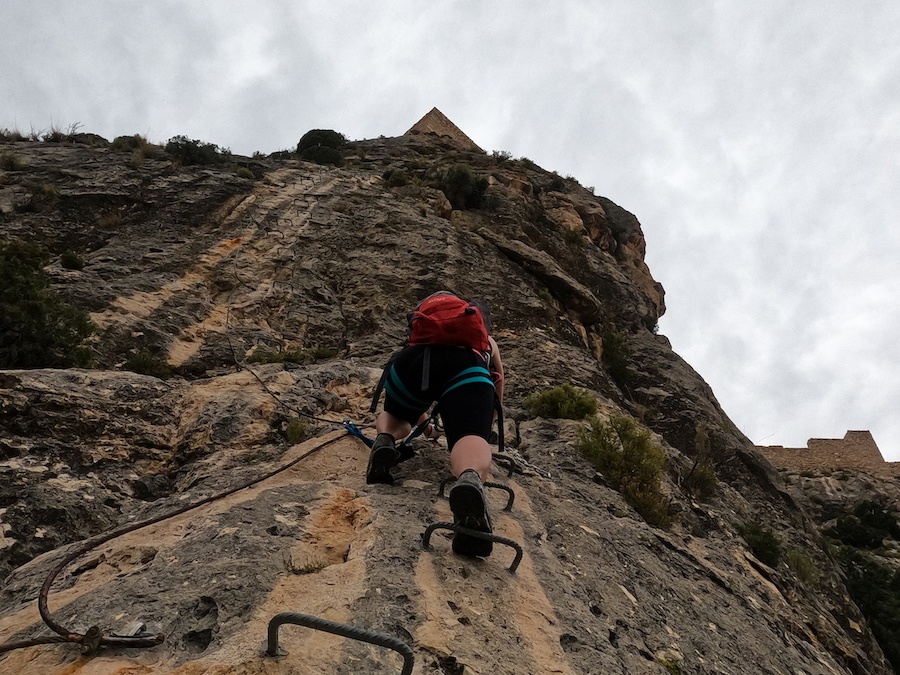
[{"x1": 407, "y1": 293, "x2": 490, "y2": 352}]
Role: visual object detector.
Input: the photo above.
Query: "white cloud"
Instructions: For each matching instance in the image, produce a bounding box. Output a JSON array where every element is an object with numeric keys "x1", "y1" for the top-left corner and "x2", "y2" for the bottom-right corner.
[{"x1": 2, "y1": 0, "x2": 898, "y2": 459}]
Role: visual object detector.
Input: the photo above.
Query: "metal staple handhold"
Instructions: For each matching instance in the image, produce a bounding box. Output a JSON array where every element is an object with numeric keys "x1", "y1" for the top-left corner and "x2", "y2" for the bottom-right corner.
[
  {"x1": 492, "y1": 453, "x2": 518, "y2": 477},
  {"x1": 264, "y1": 612, "x2": 414, "y2": 675},
  {"x1": 421, "y1": 521, "x2": 524, "y2": 574},
  {"x1": 437, "y1": 477, "x2": 515, "y2": 511}
]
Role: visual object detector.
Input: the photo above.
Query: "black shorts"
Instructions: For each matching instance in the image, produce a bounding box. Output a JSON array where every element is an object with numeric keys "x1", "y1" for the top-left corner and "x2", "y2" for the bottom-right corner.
[{"x1": 383, "y1": 345, "x2": 495, "y2": 449}]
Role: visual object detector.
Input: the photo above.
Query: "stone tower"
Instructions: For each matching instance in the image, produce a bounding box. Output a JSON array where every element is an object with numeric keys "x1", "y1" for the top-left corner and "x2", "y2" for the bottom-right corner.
[{"x1": 405, "y1": 107, "x2": 483, "y2": 152}]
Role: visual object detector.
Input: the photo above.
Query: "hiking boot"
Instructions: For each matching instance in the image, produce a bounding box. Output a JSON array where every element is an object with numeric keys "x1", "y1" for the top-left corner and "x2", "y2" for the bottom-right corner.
[
  {"x1": 366, "y1": 433, "x2": 399, "y2": 485},
  {"x1": 449, "y1": 469, "x2": 493, "y2": 557}
]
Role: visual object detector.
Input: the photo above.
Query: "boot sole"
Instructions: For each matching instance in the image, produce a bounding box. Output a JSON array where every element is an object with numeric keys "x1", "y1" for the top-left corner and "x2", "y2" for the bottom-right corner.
[
  {"x1": 449, "y1": 483, "x2": 493, "y2": 557},
  {"x1": 366, "y1": 445, "x2": 397, "y2": 485}
]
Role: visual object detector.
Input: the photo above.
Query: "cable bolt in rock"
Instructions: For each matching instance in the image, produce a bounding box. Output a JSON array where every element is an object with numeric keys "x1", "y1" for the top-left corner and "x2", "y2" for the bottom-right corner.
[{"x1": 264, "y1": 612, "x2": 414, "y2": 674}]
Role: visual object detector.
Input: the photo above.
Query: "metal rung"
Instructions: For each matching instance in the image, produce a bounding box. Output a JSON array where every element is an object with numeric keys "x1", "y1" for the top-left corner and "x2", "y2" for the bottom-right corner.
[
  {"x1": 422, "y1": 521, "x2": 523, "y2": 574},
  {"x1": 437, "y1": 478, "x2": 515, "y2": 511},
  {"x1": 493, "y1": 453, "x2": 518, "y2": 477},
  {"x1": 264, "y1": 612, "x2": 413, "y2": 674}
]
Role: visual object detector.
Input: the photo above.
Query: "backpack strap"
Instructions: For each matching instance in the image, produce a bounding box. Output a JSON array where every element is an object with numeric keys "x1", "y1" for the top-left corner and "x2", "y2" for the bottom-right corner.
[
  {"x1": 494, "y1": 393, "x2": 505, "y2": 453},
  {"x1": 420, "y1": 346, "x2": 431, "y2": 390},
  {"x1": 369, "y1": 350, "x2": 402, "y2": 413}
]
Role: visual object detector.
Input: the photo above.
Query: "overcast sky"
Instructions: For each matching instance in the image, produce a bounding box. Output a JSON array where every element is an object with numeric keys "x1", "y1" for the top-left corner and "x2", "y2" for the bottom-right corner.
[{"x1": 3, "y1": 1, "x2": 898, "y2": 460}]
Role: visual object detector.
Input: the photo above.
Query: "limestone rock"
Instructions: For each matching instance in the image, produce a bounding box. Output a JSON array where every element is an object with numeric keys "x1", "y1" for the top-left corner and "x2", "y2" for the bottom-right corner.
[{"x1": 0, "y1": 135, "x2": 891, "y2": 673}]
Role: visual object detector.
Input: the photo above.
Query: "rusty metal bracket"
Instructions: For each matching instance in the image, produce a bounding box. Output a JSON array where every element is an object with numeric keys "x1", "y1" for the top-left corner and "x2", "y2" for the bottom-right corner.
[
  {"x1": 421, "y1": 522, "x2": 523, "y2": 574},
  {"x1": 264, "y1": 612, "x2": 413, "y2": 674},
  {"x1": 437, "y1": 478, "x2": 515, "y2": 511}
]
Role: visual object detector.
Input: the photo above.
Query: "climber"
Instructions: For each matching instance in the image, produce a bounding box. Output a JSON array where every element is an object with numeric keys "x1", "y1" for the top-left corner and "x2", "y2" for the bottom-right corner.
[{"x1": 367, "y1": 291, "x2": 504, "y2": 557}]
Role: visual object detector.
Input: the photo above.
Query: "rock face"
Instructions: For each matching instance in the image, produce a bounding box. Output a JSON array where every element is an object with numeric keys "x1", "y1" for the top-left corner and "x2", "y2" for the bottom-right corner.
[{"x1": 0, "y1": 133, "x2": 893, "y2": 673}]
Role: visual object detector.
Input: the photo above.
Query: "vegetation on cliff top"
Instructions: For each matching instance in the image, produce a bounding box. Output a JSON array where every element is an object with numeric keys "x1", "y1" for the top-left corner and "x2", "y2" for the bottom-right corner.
[{"x1": 0, "y1": 239, "x2": 93, "y2": 368}]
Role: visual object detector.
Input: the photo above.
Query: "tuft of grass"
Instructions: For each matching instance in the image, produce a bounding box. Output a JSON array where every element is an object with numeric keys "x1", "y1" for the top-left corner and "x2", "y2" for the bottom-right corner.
[
  {"x1": 96, "y1": 209, "x2": 125, "y2": 229},
  {"x1": 16, "y1": 181, "x2": 59, "y2": 212},
  {"x1": 125, "y1": 349, "x2": 172, "y2": 379},
  {"x1": 40, "y1": 122, "x2": 82, "y2": 143},
  {"x1": 658, "y1": 659, "x2": 683, "y2": 675},
  {"x1": 786, "y1": 548, "x2": 820, "y2": 586},
  {"x1": 576, "y1": 415, "x2": 672, "y2": 528},
  {"x1": 285, "y1": 417, "x2": 309, "y2": 444},
  {"x1": 0, "y1": 152, "x2": 25, "y2": 171},
  {"x1": 738, "y1": 523, "x2": 781, "y2": 567},
  {"x1": 0, "y1": 127, "x2": 27, "y2": 142},
  {"x1": 562, "y1": 227, "x2": 582, "y2": 246},
  {"x1": 524, "y1": 383, "x2": 597, "y2": 420},
  {"x1": 382, "y1": 168, "x2": 410, "y2": 187},
  {"x1": 59, "y1": 250, "x2": 85, "y2": 270},
  {"x1": 285, "y1": 554, "x2": 327, "y2": 575},
  {"x1": 682, "y1": 422, "x2": 718, "y2": 501}
]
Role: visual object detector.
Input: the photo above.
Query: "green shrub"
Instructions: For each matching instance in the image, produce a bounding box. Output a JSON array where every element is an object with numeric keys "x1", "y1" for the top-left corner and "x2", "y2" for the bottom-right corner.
[
  {"x1": 738, "y1": 523, "x2": 781, "y2": 567},
  {"x1": 562, "y1": 227, "x2": 582, "y2": 245},
  {"x1": 838, "y1": 548, "x2": 900, "y2": 670},
  {"x1": 548, "y1": 173, "x2": 566, "y2": 192},
  {"x1": 786, "y1": 548, "x2": 820, "y2": 586},
  {"x1": 491, "y1": 149, "x2": 512, "y2": 163},
  {"x1": 164, "y1": 135, "x2": 225, "y2": 165},
  {"x1": 383, "y1": 169, "x2": 410, "y2": 187},
  {"x1": 297, "y1": 129, "x2": 346, "y2": 153},
  {"x1": 854, "y1": 501, "x2": 900, "y2": 539},
  {"x1": 235, "y1": 166, "x2": 254, "y2": 179},
  {"x1": 524, "y1": 383, "x2": 597, "y2": 420},
  {"x1": 0, "y1": 239, "x2": 93, "y2": 367},
  {"x1": 59, "y1": 250, "x2": 85, "y2": 270},
  {"x1": 297, "y1": 129, "x2": 345, "y2": 167},
  {"x1": 300, "y1": 145, "x2": 343, "y2": 166},
  {"x1": 16, "y1": 181, "x2": 59, "y2": 212},
  {"x1": 439, "y1": 163, "x2": 488, "y2": 210},
  {"x1": 576, "y1": 415, "x2": 672, "y2": 528},
  {"x1": 111, "y1": 134, "x2": 145, "y2": 151},
  {"x1": 601, "y1": 331, "x2": 631, "y2": 388},
  {"x1": 825, "y1": 515, "x2": 885, "y2": 549},
  {"x1": 285, "y1": 417, "x2": 309, "y2": 444},
  {"x1": 125, "y1": 349, "x2": 172, "y2": 378}
]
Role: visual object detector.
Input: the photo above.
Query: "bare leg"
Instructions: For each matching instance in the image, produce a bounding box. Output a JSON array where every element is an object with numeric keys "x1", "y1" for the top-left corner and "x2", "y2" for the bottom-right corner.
[
  {"x1": 376, "y1": 411, "x2": 412, "y2": 441},
  {"x1": 449, "y1": 435, "x2": 492, "y2": 481}
]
